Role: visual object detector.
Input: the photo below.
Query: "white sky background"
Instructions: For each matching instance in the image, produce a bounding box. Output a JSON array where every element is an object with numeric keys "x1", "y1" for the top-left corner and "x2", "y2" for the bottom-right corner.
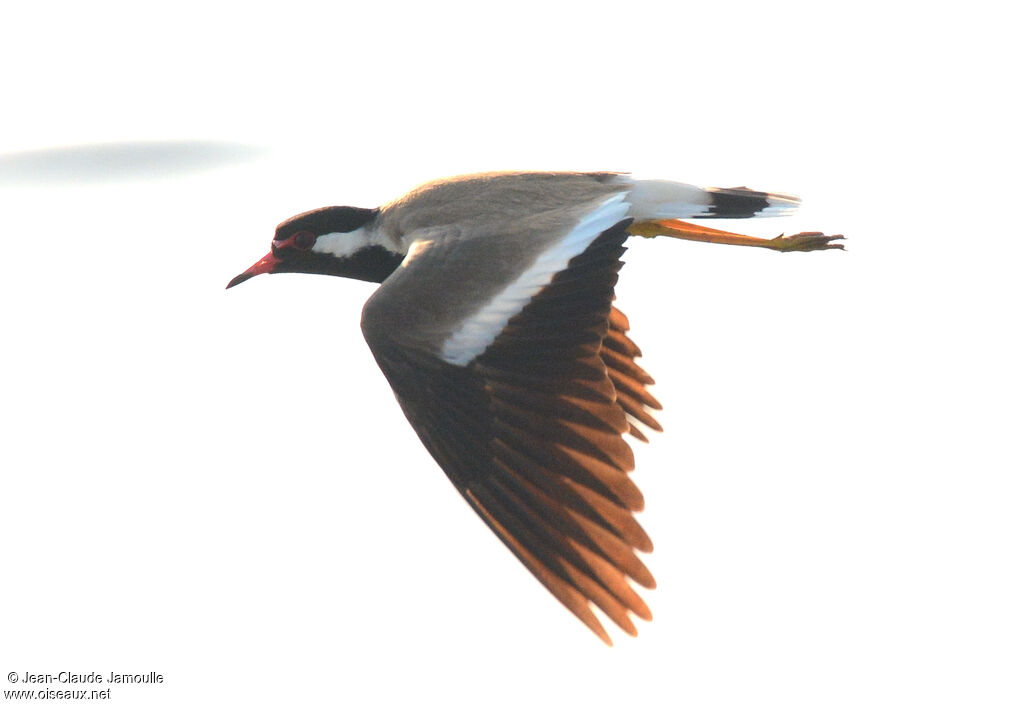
[{"x1": 1, "y1": 1, "x2": 1021, "y2": 703}]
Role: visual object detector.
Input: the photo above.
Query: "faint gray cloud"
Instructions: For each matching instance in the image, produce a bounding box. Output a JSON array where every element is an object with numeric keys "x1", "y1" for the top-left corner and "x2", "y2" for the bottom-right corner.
[{"x1": 0, "y1": 140, "x2": 268, "y2": 185}]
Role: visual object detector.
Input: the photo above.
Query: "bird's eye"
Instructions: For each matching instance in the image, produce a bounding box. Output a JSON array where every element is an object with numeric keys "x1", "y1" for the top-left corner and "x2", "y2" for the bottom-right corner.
[{"x1": 293, "y1": 231, "x2": 316, "y2": 250}]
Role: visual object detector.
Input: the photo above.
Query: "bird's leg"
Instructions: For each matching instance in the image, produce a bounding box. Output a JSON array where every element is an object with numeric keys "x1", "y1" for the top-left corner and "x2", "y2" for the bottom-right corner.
[{"x1": 627, "y1": 220, "x2": 845, "y2": 253}]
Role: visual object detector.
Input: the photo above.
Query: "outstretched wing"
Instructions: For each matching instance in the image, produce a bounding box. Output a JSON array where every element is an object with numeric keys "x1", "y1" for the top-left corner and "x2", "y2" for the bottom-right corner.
[{"x1": 361, "y1": 217, "x2": 662, "y2": 644}]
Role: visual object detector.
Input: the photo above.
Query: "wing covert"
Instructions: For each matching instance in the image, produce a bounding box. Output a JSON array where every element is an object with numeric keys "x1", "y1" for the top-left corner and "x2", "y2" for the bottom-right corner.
[{"x1": 360, "y1": 220, "x2": 663, "y2": 643}]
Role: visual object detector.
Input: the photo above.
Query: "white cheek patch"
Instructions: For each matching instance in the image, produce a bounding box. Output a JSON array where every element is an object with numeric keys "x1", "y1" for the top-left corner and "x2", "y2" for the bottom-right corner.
[
  {"x1": 311, "y1": 227, "x2": 372, "y2": 259},
  {"x1": 440, "y1": 193, "x2": 630, "y2": 366}
]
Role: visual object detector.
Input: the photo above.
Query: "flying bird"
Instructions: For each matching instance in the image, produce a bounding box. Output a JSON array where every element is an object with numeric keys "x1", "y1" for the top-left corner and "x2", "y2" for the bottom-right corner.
[{"x1": 227, "y1": 172, "x2": 843, "y2": 644}]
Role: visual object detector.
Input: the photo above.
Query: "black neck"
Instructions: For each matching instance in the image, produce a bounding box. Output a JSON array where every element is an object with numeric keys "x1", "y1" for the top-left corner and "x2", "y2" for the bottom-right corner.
[{"x1": 321, "y1": 245, "x2": 405, "y2": 283}]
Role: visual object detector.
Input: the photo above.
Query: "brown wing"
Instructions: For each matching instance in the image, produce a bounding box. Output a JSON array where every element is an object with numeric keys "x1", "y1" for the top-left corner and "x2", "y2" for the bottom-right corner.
[
  {"x1": 362, "y1": 222, "x2": 663, "y2": 643},
  {"x1": 604, "y1": 306, "x2": 663, "y2": 442}
]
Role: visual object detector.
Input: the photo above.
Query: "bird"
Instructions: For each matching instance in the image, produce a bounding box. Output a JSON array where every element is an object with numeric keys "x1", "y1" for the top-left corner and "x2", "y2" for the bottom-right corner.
[{"x1": 227, "y1": 171, "x2": 843, "y2": 644}]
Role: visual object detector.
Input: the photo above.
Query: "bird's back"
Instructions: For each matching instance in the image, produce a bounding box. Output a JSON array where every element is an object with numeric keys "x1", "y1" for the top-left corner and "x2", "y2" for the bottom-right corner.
[{"x1": 375, "y1": 171, "x2": 632, "y2": 249}]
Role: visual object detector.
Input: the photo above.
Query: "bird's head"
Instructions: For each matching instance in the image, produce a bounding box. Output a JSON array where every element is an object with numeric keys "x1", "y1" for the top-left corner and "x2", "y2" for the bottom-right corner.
[{"x1": 226, "y1": 206, "x2": 404, "y2": 289}]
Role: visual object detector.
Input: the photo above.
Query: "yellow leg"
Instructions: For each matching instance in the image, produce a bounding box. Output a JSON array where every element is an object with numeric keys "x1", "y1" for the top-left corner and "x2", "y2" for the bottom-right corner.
[{"x1": 627, "y1": 220, "x2": 845, "y2": 253}]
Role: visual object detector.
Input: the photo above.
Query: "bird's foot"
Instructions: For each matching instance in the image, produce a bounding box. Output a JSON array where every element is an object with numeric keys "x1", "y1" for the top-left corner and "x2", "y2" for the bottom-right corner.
[{"x1": 769, "y1": 232, "x2": 846, "y2": 253}]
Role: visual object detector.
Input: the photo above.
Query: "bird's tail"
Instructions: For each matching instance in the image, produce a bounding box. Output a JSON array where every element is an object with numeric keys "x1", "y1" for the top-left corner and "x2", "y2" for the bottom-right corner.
[
  {"x1": 626, "y1": 179, "x2": 801, "y2": 221},
  {"x1": 623, "y1": 179, "x2": 843, "y2": 252}
]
